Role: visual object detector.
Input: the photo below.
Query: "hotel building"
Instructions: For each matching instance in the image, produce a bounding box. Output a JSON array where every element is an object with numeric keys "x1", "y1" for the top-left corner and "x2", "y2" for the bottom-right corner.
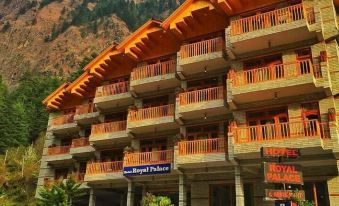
[{"x1": 38, "y1": 0, "x2": 339, "y2": 205}]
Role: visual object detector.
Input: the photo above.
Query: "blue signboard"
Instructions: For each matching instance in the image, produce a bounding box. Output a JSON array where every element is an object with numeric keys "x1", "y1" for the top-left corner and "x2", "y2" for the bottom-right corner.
[
  {"x1": 275, "y1": 201, "x2": 294, "y2": 206},
  {"x1": 123, "y1": 163, "x2": 171, "y2": 176}
]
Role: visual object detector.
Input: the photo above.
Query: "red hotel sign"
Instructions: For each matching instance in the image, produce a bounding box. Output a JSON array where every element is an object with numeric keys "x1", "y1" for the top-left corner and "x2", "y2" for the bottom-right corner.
[
  {"x1": 263, "y1": 163, "x2": 303, "y2": 184},
  {"x1": 265, "y1": 189, "x2": 305, "y2": 201},
  {"x1": 261, "y1": 147, "x2": 300, "y2": 158}
]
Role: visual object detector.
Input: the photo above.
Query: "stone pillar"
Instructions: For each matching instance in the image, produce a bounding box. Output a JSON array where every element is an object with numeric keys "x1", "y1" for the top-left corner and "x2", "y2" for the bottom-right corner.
[
  {"x1": 127, "y1": 182, "x2": 135, "y2": 206},
  {"x1": 89, "y1": 188, "x2": 96, "y2": 206},
  {"x1": 235, "y1": 166, "x2": 245, "y2": 206},
  {"x1": 179, "y1": 174, "x2": 187, "y2": 206},
  {"x1": 328, "y1": 161, "x2": 339, "y2": 206}
]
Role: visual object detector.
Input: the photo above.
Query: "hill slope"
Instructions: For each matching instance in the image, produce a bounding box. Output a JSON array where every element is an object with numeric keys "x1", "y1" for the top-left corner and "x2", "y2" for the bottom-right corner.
[{"x1": 0, "y1": 0, "x2": 182, "y2": 86}]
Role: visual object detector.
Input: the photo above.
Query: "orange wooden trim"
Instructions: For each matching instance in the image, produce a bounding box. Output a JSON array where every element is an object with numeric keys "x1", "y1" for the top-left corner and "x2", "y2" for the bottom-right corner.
[
  {"x1": 179, "y1": 86, "x2": 224, "y2": 105},
  {"x1": 71, "y1": 137, "x2": 90, "y2": 148},
  {"x1": 42, "y1": 83, "x2": 69, "y2": 105},
  {"x1": 128, "y1": 104, "x2": 175, "y2": 122},
  {"x1": 178, "y1": 137, "x2": 226, "y2": 156},
  {"x1": 123, "y1": 150, "x2": 173, "y2": 166},
  {"x1": 84, "y1": 43, "x2": 118, "y2": 71},
  {"x1": 161, "y1": 0, "x2": 194, "y2": 29},
  {"x1": 91, "y1": 121, "x2": 127, "y2": 136},
  {"x1": 131, "y1": 60, "x2": 176, "y2": 80},
  {"x1": 86, "y1": 161, "x2": 123, "y2": 175},
  {"x1": 329, "y1": 194, "x2": 339, "y2": 197}
]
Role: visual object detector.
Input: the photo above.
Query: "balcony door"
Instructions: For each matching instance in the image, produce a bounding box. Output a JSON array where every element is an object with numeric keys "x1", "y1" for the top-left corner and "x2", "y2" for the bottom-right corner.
[
  {"x1": 187, "y1": 77, "x2": 218, "y2": 91},
  {"x1": 140, "y1": 138, "x2": 167, "y2": 162},
  {"x1": 302, "y1": 102, "x2": 320, "y2": 136},
  {"x1": 143, "y1": 95, "x2": 169, "y2": 108},
  {"x1": 100, "y1": 149, "x2": 123, "y2": 162},
  {"x1": 210, "y1": 184, "x2": 235, "y2": 206},
  {"x1": 296, "y1": 48, "x2": 312, "y2": 74},
  {"x1": 187, "y1": 124, "x2": 219, "y2": 141},
  {"x1": 246, "y1": 107, "x2": 288, "y2": 140}
]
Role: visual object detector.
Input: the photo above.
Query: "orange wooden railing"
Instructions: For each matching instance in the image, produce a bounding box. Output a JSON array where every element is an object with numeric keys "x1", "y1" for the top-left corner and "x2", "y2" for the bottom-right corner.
[
  {"x1": 95, "y1": 81, "x2": 129, "y2": 97},
  {"x1": 178, "y1": 138, "x2": 226, "y2": 155},
  {"x1": 233, "y1": 120, "x2": 329, "y2": 143},
  {"x1": 179, "y1": 86, "x2": 224, "y2": 105},
  {"x1": 305, "y1": 7, "x2": 316, "y2": 25},
  {"x1": 47, "y1": 145, "x2": 70, "y2": 156},
  {"x1": 128, "y1": 104, "x2": 174, "y2": 122},
  {"x1": 90, "y1": 121, "x2": 127, "y2": 136},
  {"x1": 75, "y1": 103, "x2": 96, "y2": 115},
  {"x1": 230, "y1": 4, "x2": 305, "y2": 36},
  {"x1": 180, "y1": 37, "x2": 224, "y2": 59},
  {"x1": 124, "y1": 150, "x2": 173, "y2": 166},
  {"x1": 228, "y1": 60, "x2": 321, "y2": 87},
  {"x1": 52, "y1": 113, "x2": 75, "y2": 126},
  {"x1": 71, "y1": 137, "x2": 90, "y2": 148},
  {"x1": 86, "y1": 161, "x2": 123, "y2": 175},
  {"x1": 131, "y1": 60, "x2": 176, "y2": 80}
]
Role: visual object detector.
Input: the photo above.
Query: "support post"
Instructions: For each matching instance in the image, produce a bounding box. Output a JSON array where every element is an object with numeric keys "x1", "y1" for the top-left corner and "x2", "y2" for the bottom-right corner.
[
  {"x1": 179, "y1": 174, "x2": 187, "y2": 206},
  {"x1": 127, "y1": 182, "x2": 135, "y2": 206},
  {"x1": 235, "y1": 166, "x2": 245, "y2": 206},
  {"x1": 89, "y1": 188, "x2": 96, "y2": 206}
]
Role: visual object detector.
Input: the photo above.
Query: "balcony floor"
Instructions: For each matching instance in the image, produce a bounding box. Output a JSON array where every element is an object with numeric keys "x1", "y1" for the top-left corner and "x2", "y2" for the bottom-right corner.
[
  {"x1": 74, "y1": 112, "x2": 100, "y2": 125},
  {"x1": 230, "y1": 74, "x2": 323, "y2": 104},
  {"x1": 49, "y1": 123, "x2": 79, "y2": 135},
  {"x1": 130, "y1": 74, "x2": 180, "y2": 94},
  {"x1": 178, "y1": 99, "x2": 228, "y2": 120},
  {"x1": 176, "y1": 153, "x2": 228, "y2": 169},
  {"x1": 84, "y1": 172, "x2": 125, "y2": 184},
  {"x1": 45, "y1": 154, "x2": 74, "y2": 165},
  {"x1": 70, "y1": 146, "x2": 95, "y2": 158},
  {"x1": 127, "y1": 117, "x2": 178, "y2": 134},
  {"x1": 89, "y1": 131, "x2": 130, "y2": 146},
  {"x1": 94, "y1": 93, "x2": 134, "y2": 111},
  {"x1": 178, "y1": 52, "x2": 228, "y2": 77}
]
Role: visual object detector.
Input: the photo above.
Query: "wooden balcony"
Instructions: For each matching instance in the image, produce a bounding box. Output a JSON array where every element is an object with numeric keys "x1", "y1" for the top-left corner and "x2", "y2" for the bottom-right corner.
[
  {"x1": 228, "y1": 4, "x2": 317, "y2": 55},
  {"x1": 50, "y1": 114, "x2": 79, "y2": 135},
  {"x1": 89, "y1": 121, "x2": 129, "y2": 146},
  {"x1": 70, "y1": 137, "x2": 95, "y2": 157},
  {"x1": 177, "y1": 37, "x2": 227, "y2": 78},
  {"x1": 176, "y1": 138, "x2": 227, "y2": 167},
  {"x1": 228, "y1": 60, "x2": 324, "y2": 104},
  {"x1": 94, "y1": 81, "x2": 133, "y2": 110},
  {"x1": 177, "y1": 86, "x2": 228, "y2": 121},
  {"x1": 124, "y1": 150, "x2": 174, "y2": 167},
  {"x1": 74, "y1": 103, "x2": 99, "y2": 125},
  {"x1": 230, "y1": 120, "x2": 330, "y2": 159},
  {"x1": 130, "y1": 60, "x2": 180, "y2": 94},
  {"x1": 127, "y1": 104, "x2": 178, "y2": 134},
  {"x1": 84, "y1": 161, "x2": 124, "y2": 183},
  {"x1": 46, "y1": 146, "x2": 73, "y2": 165}
]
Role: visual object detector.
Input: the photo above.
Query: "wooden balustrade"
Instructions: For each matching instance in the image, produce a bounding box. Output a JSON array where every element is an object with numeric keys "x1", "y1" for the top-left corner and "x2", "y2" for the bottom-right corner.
[
  {"x1": 305, "y1": 7, "x2": 316, "y2": 24},
  {"x1": 131, "y1": 60, "x2": 176, "y2": 80},
  {"x1": 128, "y1": 104, "x2": 174, "y2": 122},
  {"x1": 231, "y1": 4, "x2": 305, "y2": 36},
  {"x1": 178, "y1": 138, "x2": 226, "y2": 156},
  {"x1": 86, "y1": 161, "x2": 123, "y2": 175},
  {"x1": 75, "y1": 103, "x2": 96, "y2": 115},
  {"x1": 179, "y1": 86, "x2": 224, "y2": 105},
  {"x1": 71, "y1": 137, "x2": 90, "y2": 148},
  {"x1": 95, "y1": 81, "x2": 129, "y2": 97},
  {"x1": 91, "y1": 121, "x2": 127, "y2": 136},
  {"x1": 233, "y1": 120, "x2": 329, "y2": 143},
  {"x1": 124, "y1": 150, "x2": 174, "y2": 166},
  {"x1": 180, "y1": 37, "x2": 224, "y2": 59},
  {"x1": 47, "y1": 145, "x2": 70, "y2": 156},
  {"x1": 228, "y1": 59, "x2": 320, "y2": 87},
  {"x1": 52, "y1": 113, "x2": 74, "y2": 126}
]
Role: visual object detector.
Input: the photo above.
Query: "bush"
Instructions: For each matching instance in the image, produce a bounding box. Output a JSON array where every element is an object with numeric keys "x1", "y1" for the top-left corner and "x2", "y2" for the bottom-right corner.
[{"x1": 141, "y1": 193, "x2": 173, "y2": 206}]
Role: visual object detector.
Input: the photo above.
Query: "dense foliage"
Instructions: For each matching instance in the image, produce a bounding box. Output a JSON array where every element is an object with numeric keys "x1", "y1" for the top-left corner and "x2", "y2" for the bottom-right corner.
[
  {"x1": 141, "y1": 193, "x2": 173, "y2": 206},
  {"x1": 0, "y1": 74, "x2": 61, "y2": 153},
  {"x1": 0, "y1": 144, "x2": 42, "y2": 206},
  {"x1": 37, "y1": 177, "x2": 86, "y2": 206}
]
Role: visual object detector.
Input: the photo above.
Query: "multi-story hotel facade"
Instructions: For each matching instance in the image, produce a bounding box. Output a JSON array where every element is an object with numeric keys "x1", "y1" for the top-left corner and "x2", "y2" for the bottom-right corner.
[{"x1": 38, "y1": 0, "x2": 339, "y2": 205}]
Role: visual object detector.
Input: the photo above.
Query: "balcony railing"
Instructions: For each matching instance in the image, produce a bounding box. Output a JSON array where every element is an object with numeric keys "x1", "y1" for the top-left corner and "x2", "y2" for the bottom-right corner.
[
  {"x1": 47, "y1": 145, "x2": 71, "y2": 156},
  {"x1": 179, "y1": 86, "x2": 224, "y2": 105},
  {"x1": 180, "y1": 37, "x2": 224, "y2": 59},
  {"x1": 124, "y1": 150, "x2": 174, "y2": 166},
  {"x1": 233, "y1": 120, "x2": 329, "y2": 144},
  {"x1": 131, "y1": 60, "x2": 176, "y2": 81},
  {"x1": 86, "y1": 161, "x2": 123, "y2": 175},
  {"x1": 230, "y1": 4, "x2": 305, "y2": 36},
  {"x1": 95, "y1": 81, "x2": 129, "y2": 97},
  {"x1": 75, "y1": 103, "x2": 96, "y2": 115},
  {"x1": 91, "y1": 121, "x2": 127, "y2": 136},
  {"x1": 71, "y1": 137, "x2": 90, "y2": 148},
  {"x1": 228, "y1": 60, "x2": 321, "y2": 87},
  {"x1": 52, "y1": 114, "x2": 75, "y2": 126},
  {"x1": 178, "y1": 138, "x2": 226, "y2": 155},
  {"x1": 128, "y1": 104, "x2": 174, "y2": 122}
]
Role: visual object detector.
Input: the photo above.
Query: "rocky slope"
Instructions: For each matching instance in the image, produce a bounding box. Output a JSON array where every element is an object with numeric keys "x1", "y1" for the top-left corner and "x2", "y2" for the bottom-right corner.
[{"x1": 0, "y1": 0, "x2": 131, "y2": 86}]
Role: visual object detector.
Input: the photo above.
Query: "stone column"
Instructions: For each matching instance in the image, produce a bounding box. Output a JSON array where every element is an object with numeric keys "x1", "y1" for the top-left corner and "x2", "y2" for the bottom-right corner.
[
  {"x1": 179, "y1": 174, "x2": 187, "y2": 206},
  {"x1": 235, "y1": 166, "x2": 245, "y2": 206},
  {"x1": 127, "y1": 182, "x2": 135, "y2": 206},
  {"x1": 328, "y1": 161, "x2": 339, "y2": 206},
  {"x1": 89, "y1": 188, "x2": 96, "y2": 206}
]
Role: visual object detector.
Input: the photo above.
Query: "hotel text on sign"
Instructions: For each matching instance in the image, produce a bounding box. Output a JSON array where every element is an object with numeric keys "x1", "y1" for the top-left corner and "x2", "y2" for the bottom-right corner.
[
  {"x1": 265, "y1": 189, "x2": 305, "y2": 201},
  {"x1": 123, "y1": 163, "x2": 171, "y2": 176},
  {"x1": 263, "y1": 163, "x2": 303, "y2": 184},
  {"x1": 261, "y1": 147, "x2": 300, "y2": 158}
]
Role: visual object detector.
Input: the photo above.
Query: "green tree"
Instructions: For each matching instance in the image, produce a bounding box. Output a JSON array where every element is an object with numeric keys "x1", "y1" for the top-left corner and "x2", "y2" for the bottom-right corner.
[{"x1": 141, "y1": 193, "x2": 173, "y2": 206}]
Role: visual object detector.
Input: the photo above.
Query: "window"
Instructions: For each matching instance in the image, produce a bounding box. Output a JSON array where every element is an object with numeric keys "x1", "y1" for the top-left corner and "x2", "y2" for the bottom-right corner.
[{"x1": 301, "y1": 102, "x2": 320, "y2": 121}]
